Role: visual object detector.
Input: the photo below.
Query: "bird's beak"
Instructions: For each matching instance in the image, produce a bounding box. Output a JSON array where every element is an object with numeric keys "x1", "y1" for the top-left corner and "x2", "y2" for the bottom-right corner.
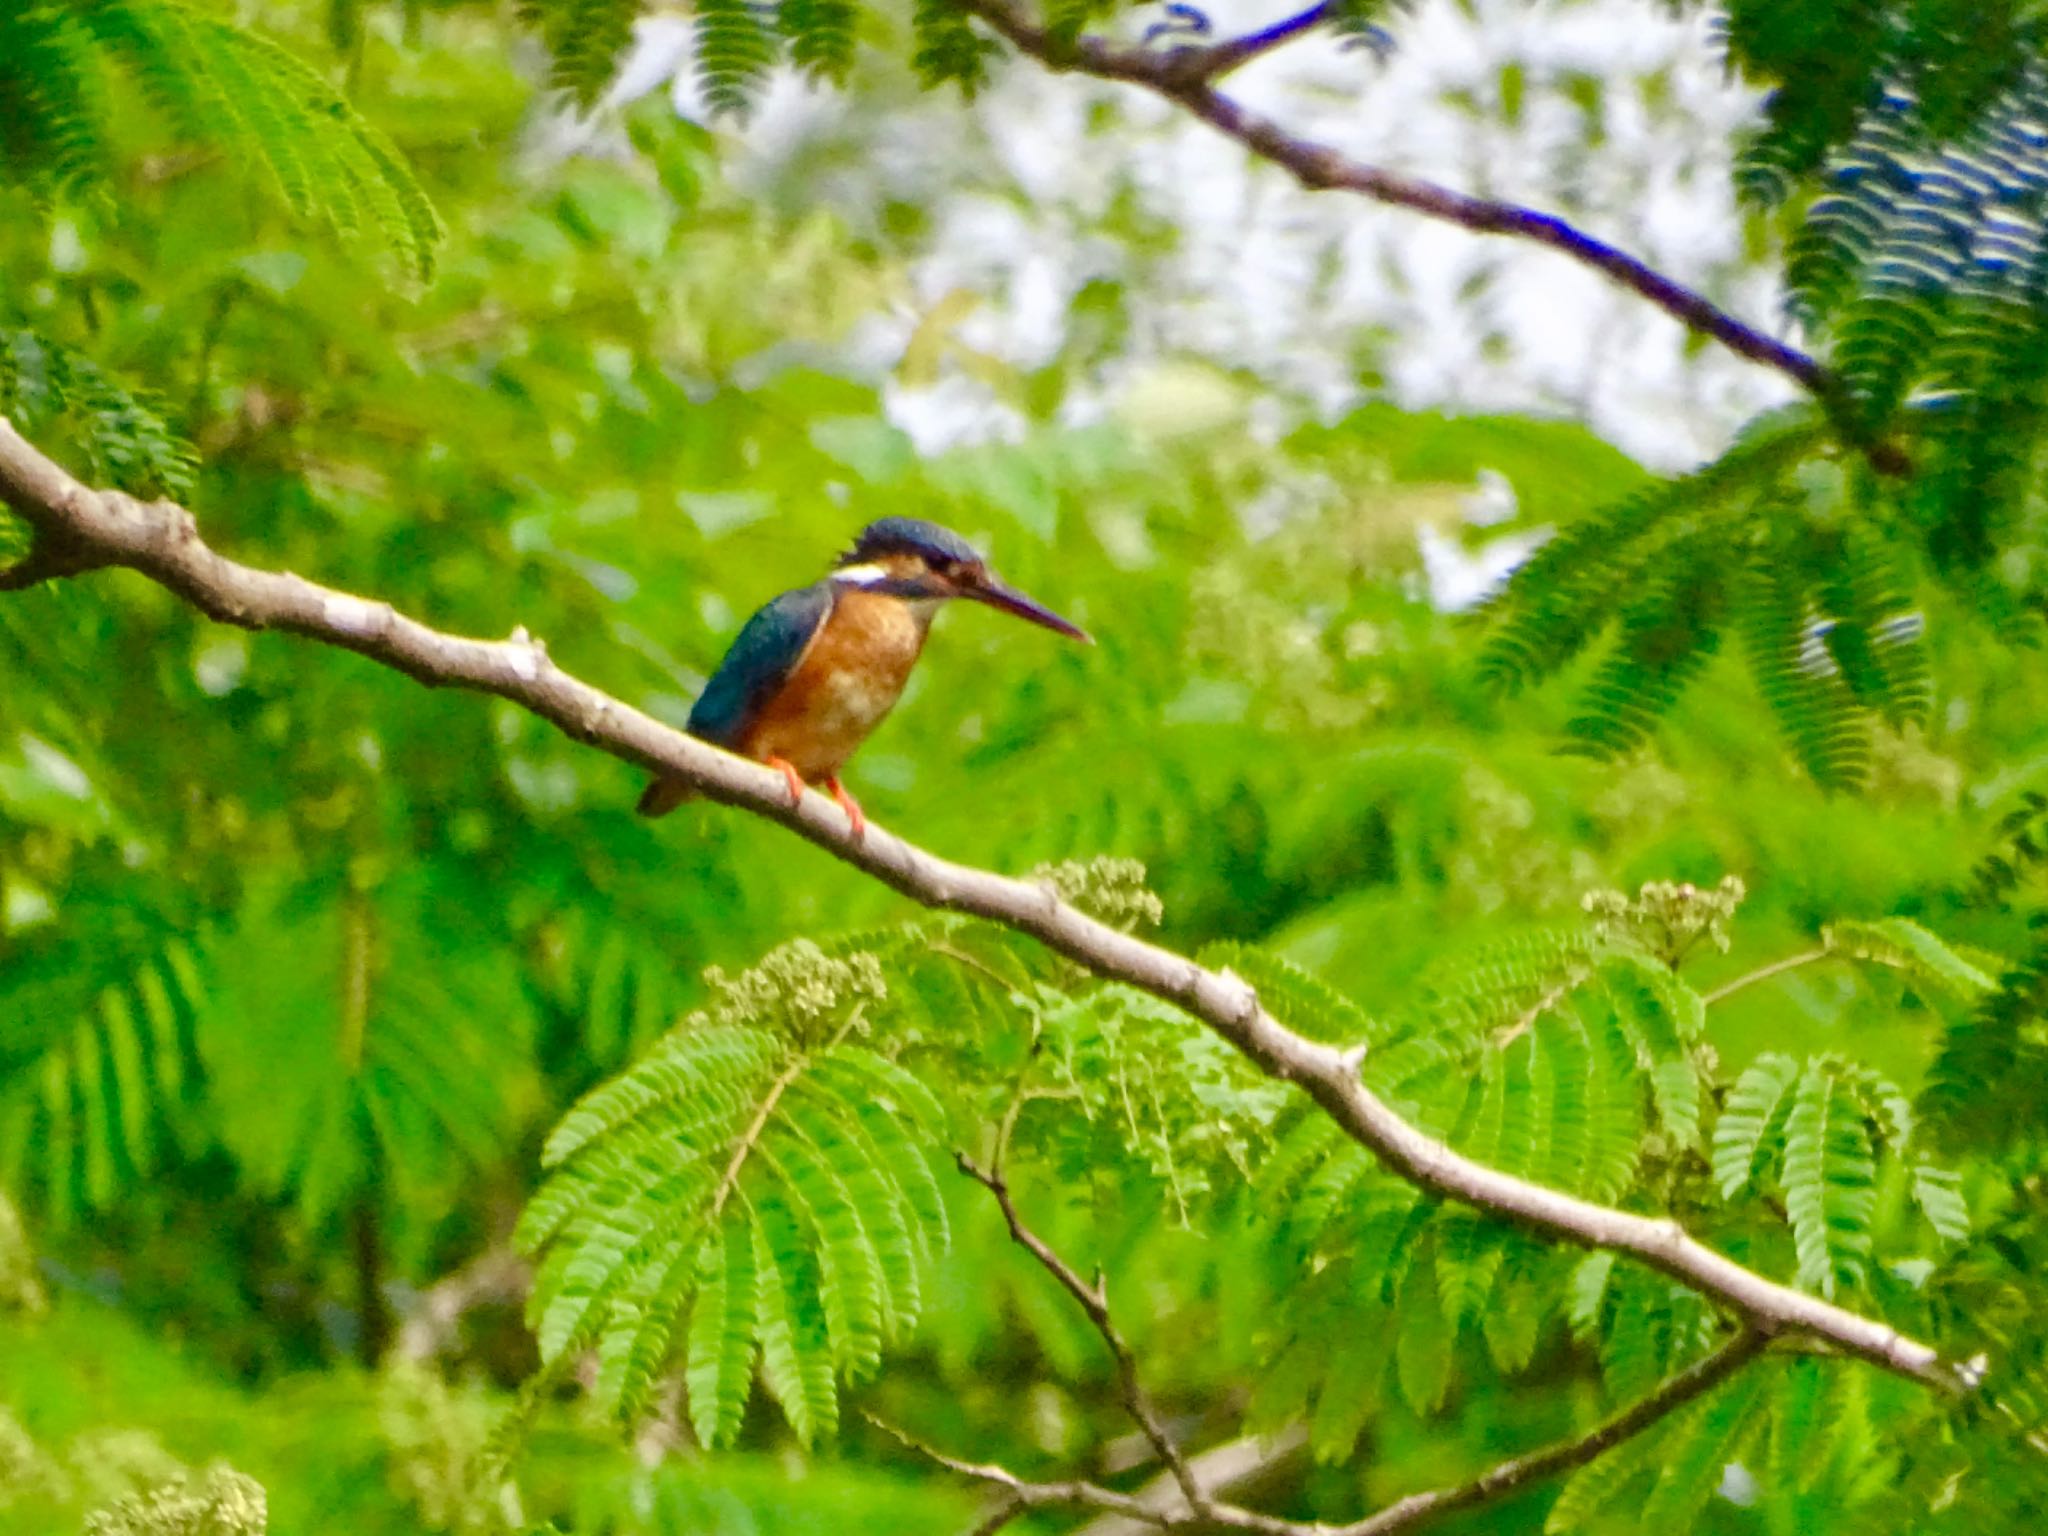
[{"x1": 962, "y1": 569, "x2": 1093, "y2": 643}]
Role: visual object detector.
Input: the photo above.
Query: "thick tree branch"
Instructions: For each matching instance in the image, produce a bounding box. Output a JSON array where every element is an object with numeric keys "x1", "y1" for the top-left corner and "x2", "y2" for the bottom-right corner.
[
  {"x1": 959, "y1": 0, "x2": 1909, "y2": 475},
  {"x1": 0, "y1": 417, "x2": 1963, "y2": 1396}
]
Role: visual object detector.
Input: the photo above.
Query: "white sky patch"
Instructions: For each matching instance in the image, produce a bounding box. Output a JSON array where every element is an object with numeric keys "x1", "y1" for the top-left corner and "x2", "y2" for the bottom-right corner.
[
  {"x1": 573, "y1": 0, "x2": 1803, "y2": 472},
  {"x1": 1418, "y1": 523, "x2": 1551, "y2": 612}
]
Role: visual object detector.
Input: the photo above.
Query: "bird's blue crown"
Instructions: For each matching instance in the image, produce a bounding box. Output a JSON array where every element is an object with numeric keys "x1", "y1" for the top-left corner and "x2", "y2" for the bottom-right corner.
[{"x1": 839, "y1": 517, "x2": 981, "y2": 569}]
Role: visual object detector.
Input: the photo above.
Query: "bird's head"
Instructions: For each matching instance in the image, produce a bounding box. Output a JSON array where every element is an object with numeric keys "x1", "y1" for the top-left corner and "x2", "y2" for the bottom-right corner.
[{"x1": 831, "y1": 517, "x2": 1091, "y2": 642}]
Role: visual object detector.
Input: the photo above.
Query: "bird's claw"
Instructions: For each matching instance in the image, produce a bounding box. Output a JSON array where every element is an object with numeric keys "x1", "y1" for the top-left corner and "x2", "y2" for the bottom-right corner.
[
  {"x1": 768, "y1": 756, "x2": 806, "y2": 808},
  {"x1": 826, "y1": 776, "x2": 867, "y2": 842}
]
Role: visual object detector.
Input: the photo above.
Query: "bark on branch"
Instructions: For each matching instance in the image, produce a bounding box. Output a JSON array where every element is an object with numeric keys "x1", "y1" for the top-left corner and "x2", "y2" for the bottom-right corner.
[{"x1": 0, "y1": 416, "x2": 1962, "y2": 1398}]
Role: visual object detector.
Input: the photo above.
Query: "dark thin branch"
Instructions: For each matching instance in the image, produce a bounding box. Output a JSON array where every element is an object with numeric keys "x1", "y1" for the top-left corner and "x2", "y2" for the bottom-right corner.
[
  {"x1": 956, "y1": 1152, "x2": 1212, "y2": 1520},
  {"x1": 959, "y1": 0, "x2": 1910, "y2": 476},
  {"x1": 1327, "y1": 1329, "x2": 1768, "y2": 1536},
  {"x1": 866, "y1": 1413, "x2": 1172, "y2": 1528},
  {"x1": 966, "y1": 1500, "x2": 1027, "y2": 1536},
  {"x1": 1076, "y1": 1428, "x2": 1310, "y2": 1536},
  {"x1": 927, "y1": 1150, "x2": 1768, "y2": 1536},
  {"x1": 0, "y1": 416, "x2": 1964, "y2": 1395},
  {"x1": 1162, "y1": 2, "x2": 1337, "y2": 86}
]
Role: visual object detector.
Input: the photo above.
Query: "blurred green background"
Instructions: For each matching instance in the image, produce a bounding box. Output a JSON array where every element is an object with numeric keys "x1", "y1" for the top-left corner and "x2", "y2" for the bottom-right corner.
[{"x1": 5, "y1": 2, "x2": 2048, "y2": 1532}]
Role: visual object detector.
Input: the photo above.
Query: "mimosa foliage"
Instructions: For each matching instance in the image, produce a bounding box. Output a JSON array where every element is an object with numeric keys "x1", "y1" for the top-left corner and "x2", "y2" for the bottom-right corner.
[{"x1": 0, "y1": 1, "x2": 440, "y2": 283}]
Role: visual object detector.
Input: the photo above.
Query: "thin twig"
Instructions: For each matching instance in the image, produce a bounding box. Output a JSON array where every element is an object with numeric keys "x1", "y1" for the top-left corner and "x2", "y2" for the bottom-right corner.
[
  {"x1": 956, "y1": 1152, "x2": 1212, "y2": 1518},
  {"x1": 1701, "y1": 947, "x2": 1832, "y2": 1008},
  {"x1": 0, "y1": 417, "x2": 1965, "y2": 1393},
  {"x1": 1075, "y1": 1428, "x2": 1309, "y2": 1535},
  {"x1": 965, "y1": 1498, "x2": 1027, "y2": 1536},
  {"x1": 958, "y1": 0, "x2": 1909, "y2": 475},
  {"x1": 866, "y1": 1412, "x2": 1172, "y2": 1527},
  {"x1": 1164, "y1": 1, "x2": 1337, "y2": 86},
  {"x1": 890, "y1": 1220, "x2": 1767, "y2": 1536}
]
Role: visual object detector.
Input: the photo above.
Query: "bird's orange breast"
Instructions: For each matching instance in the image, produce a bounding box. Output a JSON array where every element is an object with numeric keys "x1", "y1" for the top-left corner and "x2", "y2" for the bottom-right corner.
[{"x1": 740, "y1": 588, "x2": 930, "y2": 781}]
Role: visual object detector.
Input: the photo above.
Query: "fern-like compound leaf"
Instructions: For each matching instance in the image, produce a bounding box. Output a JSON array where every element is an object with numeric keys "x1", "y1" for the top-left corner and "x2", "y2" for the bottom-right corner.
[
  {"x1": 1780, "y1": 1060, "x2": 1877, "y2": 1297},
  {"x1": 1712, "y1": 1052, "x2": 1803, "y2": 1198},
  {"x1": 1734, "y1": 513, "x2": 1873, "y2": 791},
  {"x1": 1546, "y1": 1425, "x2": 1661, "y2": 1532},
  {"x1": 1922, "y1": 935, "x2": 2048, "y2": 1152},
  {"x1": 686, "y1": 1216, "x2": 759, "y2": 1449},
  {"x1": 1432, "y1": 1211, "x2": 1506, "y2": 1331},
  {"x1": 0, "y1": 5, "x2": 109, "y2": 191},
  {"x1": 519, "y1": 0, "x2": 642, "y2": 107},
  {"x1": 778, "y1": 0, "x2": 859, "y2": 83},
  {"x1": 1825, "y1": 916, "x2": 1999, "y2": 1001},
  {"x1": 1479, "y1": 1237, "x2": 1549, "y2": 1374},
  {"x1": 75, "y1": 0, "x2": 442, "y2": 283},
  {"x1": 694, "y1": 0, "x2": 779, "y2": 121},
  {"x1": 1910, "y1": 1160, "x2": 1971, "y2": 1243},
  {"x1": 912, "y1": 0, "x2": 1000, "y2": 93},
  {"x1": 750, "y1": 1184, "x2": 840, "y2": 1444},
  {"x1": 1306, "y1": 1322, "x2": 1382, "y2": 1463},
  {"x1": 520, "y1": 1018, "x2": 949, "y2": 1442},
  {"x1": 1394, "y1": 1234, "x2": 1453, "y2": 1414},
  {"x1": 1479, "y1": 408, "x2": 1823, "y2": 697},
  {"x1": 1639, "y1": 1368, "x2": 1767, "y2": 1527},
  {"x1": 1600, "y1": 952, "x2": 1706, "y2": 1148},
  {"x1": 0, "y1": 331, "x2": 197, "y2": 500},
  {"x1": 1203, "y1": 942, "x2": 1378, "y2": 1045}
]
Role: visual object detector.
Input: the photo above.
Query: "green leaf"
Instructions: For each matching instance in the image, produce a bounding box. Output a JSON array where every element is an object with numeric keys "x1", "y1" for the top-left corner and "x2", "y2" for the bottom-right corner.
[
  {"x1": 1826, "y1": 917, "x2": 2000, "y2": 1002},
  {"x1": 1394, "y1": 1238, "x2": 1452, "y2": 1415},
  {"x1": 521, "y1": 1000, "x2": 950, "y2": 1441},
  {"x1": 752, "y1": 1187, "x2": 839, "y2": 1445},
  {"x1": 1911, "y1": 1161, "x2": 1970, "y2": 1243},
  {"x1": 1481, "y1": 1240, "x2": 1547, "y2": 1374},
  {"x1": 519, "y1": 0, "x2": 641, "y2": 106},
  {"x1": 687, "y1": 1217, "x2": 759, "y2": 1448},
  {"x1": 694, "y1": 0, "x2": 778, "y2": 119},
  {"x1": 1712, "y1": 1053, "x2": 1802, "y2": 1198},
  {"x1": 1640, "y1": 1368, "x2": 1765, "y2": 1527},
  {"x1": 1547, "y1": 1426, "x2": 1658, "y2": 1532},
  {"x1": 76, "y1": 0, "x2": 442, "y2": 282},
  {"x1": 1307, "y1": 1322, "x2": 1383, "y2": 1463},
  {"x1": 1780, "y1": 1061, "x2": 1876, "y2": 1297},
  {"x1": 1567, "y1": 1253, "x2": 1613, "y2": 1344}
]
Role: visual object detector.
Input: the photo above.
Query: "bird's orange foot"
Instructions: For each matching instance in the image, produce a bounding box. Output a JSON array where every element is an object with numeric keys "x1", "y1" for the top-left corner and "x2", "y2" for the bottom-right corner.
[
  {"x1": 825, "y1": 775, "x2": 866, "y2": 841},
  {"x1": 766, "y1": 755, "x2": 805, "y2": 808}
]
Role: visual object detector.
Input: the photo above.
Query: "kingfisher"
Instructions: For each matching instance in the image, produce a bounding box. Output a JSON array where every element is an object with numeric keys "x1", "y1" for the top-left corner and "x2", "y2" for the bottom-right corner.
[{"x1": 637, "y1": 517, "x2": 1090, "y2": 836}]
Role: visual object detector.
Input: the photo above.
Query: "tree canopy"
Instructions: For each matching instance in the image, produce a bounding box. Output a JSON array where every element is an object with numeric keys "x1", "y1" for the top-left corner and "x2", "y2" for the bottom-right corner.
[{"x1": 4, "y1": 2, "x2": 2048, "y2": 1534}]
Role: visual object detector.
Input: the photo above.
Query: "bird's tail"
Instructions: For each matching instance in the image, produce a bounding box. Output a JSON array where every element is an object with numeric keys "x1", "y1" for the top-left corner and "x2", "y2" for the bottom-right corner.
[{"x1": 636, "y1": 776, "x2": 696, "y2": 819}]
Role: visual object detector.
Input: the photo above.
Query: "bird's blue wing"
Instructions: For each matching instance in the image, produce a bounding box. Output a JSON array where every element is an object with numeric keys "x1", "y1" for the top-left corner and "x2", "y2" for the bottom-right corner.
[{"x1": 687, "y1": 580, "x2": 836, "y2": 748}]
